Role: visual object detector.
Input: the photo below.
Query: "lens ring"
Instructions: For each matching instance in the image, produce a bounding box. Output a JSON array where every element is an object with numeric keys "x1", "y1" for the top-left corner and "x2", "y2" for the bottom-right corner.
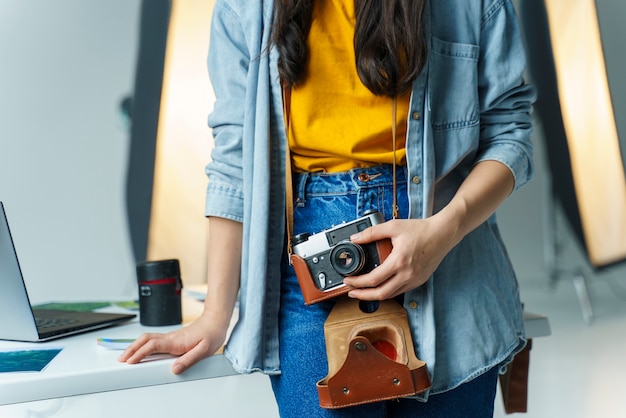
[{"x1": 330, "y1": 241, "x2": 366, "y2": 276}]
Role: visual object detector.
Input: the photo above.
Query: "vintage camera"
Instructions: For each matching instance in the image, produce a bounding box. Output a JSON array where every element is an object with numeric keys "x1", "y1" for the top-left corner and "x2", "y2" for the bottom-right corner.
[{"x1": 292, "y1": 210, "x2": 390, "y2": 291}]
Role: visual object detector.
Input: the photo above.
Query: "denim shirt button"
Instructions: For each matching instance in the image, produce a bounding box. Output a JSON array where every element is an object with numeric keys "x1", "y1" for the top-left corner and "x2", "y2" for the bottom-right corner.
[
  {"x1": 411, "y1": 111, "x2": 421, "y2": 120},
  {"x1": 408, "y1": 301, "x2": 418, "y2": 309},
  {"x1": 412, "y1": 176, "x2": 421, "y2": 184}
]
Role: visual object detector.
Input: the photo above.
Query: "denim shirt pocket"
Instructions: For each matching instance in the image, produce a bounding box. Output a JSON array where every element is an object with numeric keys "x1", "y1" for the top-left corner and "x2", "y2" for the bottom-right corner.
[{"x1": 428, "y1": 36, "x2": 481, "y2": 179}]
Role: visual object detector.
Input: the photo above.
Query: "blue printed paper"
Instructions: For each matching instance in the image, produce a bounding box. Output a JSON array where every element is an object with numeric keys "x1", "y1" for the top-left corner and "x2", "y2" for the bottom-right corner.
[{"x1": 0, "y1": 348, "x2": 62, "y2": 373}]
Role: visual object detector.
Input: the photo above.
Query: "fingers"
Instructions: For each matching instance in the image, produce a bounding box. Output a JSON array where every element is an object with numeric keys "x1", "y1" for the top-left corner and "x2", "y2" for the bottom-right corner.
[
  {"x1": 118, "y1": 332, "x2": 181, "y2": 364},
  {"x1": 117, "y1": 323, "x2": 223, "y2": 375},
  {"x1": 343, "y1": 258, "x2": 393, "y2": 289},
  {"x1": 171, "y1": 341, "x2": 212, "y2": 375},
  {"x1": 343, "y1": 256, "x2": 400, "y2": 300},
  {"x1": 343, "y1": 221, "x2": 398, "y2": 294},
  {"x1": 346, "y1": 219, "x2": 435, "y2": 299},
  {"x1": 347, "y1": 283, "x2": 398, "y2": 301},
  {"x1": 116, "y1": 333, "x2": 153, "y2": 362},
  {"x1": 343, "y1": 242, "x2": 427, "y2": 300},
  {"x1": 350, "y1": 220, "x2": 394, "y2": 244}
]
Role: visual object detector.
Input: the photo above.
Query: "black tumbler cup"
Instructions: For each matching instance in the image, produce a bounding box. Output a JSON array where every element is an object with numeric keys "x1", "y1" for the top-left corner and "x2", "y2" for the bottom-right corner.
[{"x1": 136, "y1": 259, "x2": 183, "y2": 326}]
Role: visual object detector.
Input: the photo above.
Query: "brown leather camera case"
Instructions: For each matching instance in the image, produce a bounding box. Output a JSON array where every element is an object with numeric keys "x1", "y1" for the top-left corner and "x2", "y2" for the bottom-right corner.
[
  {"x1": 316, "y1": 297, "x2": 432, "y2": 409},
  {"x1": 291, "y1": 238, "x2": 393, "y2": 305}
]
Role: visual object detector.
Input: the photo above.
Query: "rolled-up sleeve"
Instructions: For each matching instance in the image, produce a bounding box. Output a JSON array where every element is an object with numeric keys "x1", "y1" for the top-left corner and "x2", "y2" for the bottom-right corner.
[
  {"x1": 476, "y1": 0, "x2": 536, "y2": 191},
  {"x1": 204, "y1": 0, "x2": 249, "y2": 221}
]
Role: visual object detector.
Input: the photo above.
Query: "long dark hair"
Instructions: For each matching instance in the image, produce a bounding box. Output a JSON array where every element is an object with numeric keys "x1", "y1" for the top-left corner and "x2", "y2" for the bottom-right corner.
[{"x1": 271, "y1": 0, "x2": 427, "y2": 97}]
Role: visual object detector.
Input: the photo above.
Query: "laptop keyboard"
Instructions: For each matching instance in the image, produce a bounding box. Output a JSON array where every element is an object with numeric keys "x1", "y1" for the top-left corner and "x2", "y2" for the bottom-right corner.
[{"x1": 35, "y1": 316, "x2": 79, "y2": 330}]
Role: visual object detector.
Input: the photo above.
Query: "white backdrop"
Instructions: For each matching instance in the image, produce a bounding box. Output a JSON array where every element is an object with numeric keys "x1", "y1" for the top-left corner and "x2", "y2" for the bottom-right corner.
[{"x1": 0, "y1": 0, "x2": 141, "y2": 303}]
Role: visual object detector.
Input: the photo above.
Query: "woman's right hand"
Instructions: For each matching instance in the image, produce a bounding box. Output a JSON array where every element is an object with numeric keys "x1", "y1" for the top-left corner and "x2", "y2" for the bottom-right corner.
[
  {"x1": 119, "y1": 216, "x2": 243, "y2": 375},
  {"x1": 117, "y1": 310, "x2": 230, "y2": 375}
]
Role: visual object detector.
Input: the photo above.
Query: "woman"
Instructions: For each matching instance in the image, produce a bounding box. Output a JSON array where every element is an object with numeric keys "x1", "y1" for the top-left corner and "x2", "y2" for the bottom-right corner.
[{"x1": 120, "y1": 0, "x2": 535, "y2": 416}]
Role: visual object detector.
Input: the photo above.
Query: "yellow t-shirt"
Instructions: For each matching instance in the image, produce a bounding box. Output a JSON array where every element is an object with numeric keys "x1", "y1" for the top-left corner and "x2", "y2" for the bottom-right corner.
[{"x1": 288, "y1": 0, "x2": 410, "y2": 173}]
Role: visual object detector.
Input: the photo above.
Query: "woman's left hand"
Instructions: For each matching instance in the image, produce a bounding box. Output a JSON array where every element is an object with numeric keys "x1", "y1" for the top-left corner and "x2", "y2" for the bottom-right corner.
[
  {"x1": 343, "y1": 161, "x2": 516, "y2": 300},
  {"x1": 342, "y1": 215, "x2": 459, "y2": 300}
]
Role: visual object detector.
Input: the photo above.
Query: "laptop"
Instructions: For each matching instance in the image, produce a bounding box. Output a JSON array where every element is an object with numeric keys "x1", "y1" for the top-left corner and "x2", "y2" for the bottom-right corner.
[{"x1": 0, "y1": 201, "x2": 136, "y2": 342}]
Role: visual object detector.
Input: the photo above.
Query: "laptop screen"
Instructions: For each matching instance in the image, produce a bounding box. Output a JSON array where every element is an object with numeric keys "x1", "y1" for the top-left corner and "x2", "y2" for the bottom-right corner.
[
  {"x1": 0, "y1": 201, "x2": 41, "y2": 341},
  {"x1": 0, "y1": 202, "x2": 136, "y2": 342}
]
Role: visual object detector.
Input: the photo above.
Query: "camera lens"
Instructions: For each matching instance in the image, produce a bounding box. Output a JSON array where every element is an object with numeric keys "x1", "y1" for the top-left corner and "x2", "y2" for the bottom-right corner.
[{"x1": 330, "y1": 241, "x2": 366, "y2": 276}]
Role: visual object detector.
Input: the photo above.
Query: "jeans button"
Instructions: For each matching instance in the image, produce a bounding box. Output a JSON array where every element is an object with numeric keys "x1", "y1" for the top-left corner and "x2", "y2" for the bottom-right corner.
[{"x1": 358, "y1": 173, "x2": 370, "y2": 182}]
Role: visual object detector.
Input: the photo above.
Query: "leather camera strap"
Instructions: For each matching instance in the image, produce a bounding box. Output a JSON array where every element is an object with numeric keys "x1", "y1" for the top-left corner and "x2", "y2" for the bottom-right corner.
[
  {"x1": 281, "y1": 86, "x2": 295, "y2": 260},
  {"x1": 390, "y1": 96, "x2": 399, "y2": 219}
]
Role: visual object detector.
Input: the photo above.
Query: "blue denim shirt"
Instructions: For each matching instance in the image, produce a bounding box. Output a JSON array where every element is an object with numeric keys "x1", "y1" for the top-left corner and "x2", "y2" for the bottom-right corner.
[{"x1": 204, "y1": 0, "x2": 535, "y2": 395}]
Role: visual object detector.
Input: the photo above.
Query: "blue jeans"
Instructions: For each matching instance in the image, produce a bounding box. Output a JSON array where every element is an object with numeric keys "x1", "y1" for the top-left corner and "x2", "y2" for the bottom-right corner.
[{"x1": 269, "y1": 165, "x2": 498, "y2": 417}]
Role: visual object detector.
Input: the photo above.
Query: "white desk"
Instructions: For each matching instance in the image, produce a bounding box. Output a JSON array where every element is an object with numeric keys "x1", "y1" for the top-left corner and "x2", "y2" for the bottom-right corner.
[
  {"x1": 523, "y1": 311, "x2": 552, "y2": 339},
  {"x1": 0, "y1": 295, "x2": 240, "y2": 404},
  {"x1": 0, "y1": 299, "x2": 549, "y2": 416},
  {"x1": 0, "y1": 297, "x2": 285, "y2": 418},
  {"x1": 0, "y1": 321, "x2": 239, "y2": 406}
]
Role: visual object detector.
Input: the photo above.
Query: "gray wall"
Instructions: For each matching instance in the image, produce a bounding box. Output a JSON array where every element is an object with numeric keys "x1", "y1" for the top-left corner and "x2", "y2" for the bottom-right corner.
[
  {"x1": 0, "y1": 1, "x2": 141, "y2": 302},
  {"x1": 0, "y1": 0, "x2": 624, "y2": 305}
]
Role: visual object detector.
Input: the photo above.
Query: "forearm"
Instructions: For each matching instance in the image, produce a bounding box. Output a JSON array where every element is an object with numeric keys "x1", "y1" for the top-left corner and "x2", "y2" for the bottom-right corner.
[
  {"x1": 435, "y1": 160, "x2": 515, "y2": 246},
  {"x1": 201, "y1": 216, "x2": 242, "y2": 328}
]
